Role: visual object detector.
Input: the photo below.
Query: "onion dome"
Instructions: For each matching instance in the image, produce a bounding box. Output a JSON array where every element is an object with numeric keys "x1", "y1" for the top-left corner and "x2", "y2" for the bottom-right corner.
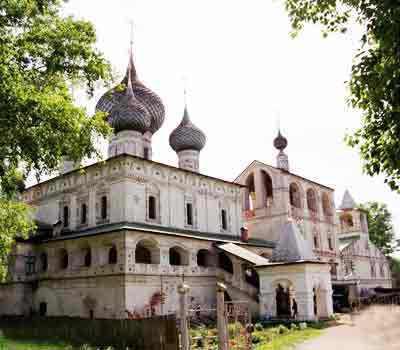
[
  {"x1": 273, "y1": 130, "x2": 288, "y2": 151},
  {"x1": 108, "y1": 69, "x2": 150, "y2": 133},
  {"x1": 169, "y1": 106, "x2": 206, "y2": 152},
  {"x1": 96, "y1": 49, "x2": 165, "y2": 135}
]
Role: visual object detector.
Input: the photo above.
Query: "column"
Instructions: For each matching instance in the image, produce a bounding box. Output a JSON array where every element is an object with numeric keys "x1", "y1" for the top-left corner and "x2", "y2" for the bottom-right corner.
[
  {"x1": 88, "y1": 187, "x2": 96, "y2": 227},
  {"x1": 296, "y1": 291, "x2": 315, "y2": 321},
  {"x1": 217, "y1": 282, "x2": 228, "y2": 350},
  {"x1": 178, "y1": 283, "x2": 190, "y2": 350}
]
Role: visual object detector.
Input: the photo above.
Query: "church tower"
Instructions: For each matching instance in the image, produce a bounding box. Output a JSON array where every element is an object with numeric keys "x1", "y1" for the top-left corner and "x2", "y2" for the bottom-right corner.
[
  {"x1": 95, "y1": 43, "x2": 165, "y2": 160},
  {"x1": 338, "y1": 190, "x2": 369, "y2": 237},
  {"x1": 169, "y1": 100, "x2": 206, "y2": 172}
]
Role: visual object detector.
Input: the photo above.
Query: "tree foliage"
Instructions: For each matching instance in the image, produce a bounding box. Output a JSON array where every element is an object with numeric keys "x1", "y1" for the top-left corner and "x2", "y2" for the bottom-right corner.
[
  {"x1": 0, "y1": 0, "x2": 112, "y2": 279},
  {"x1": 359, "y1": 201, "x2": 396, "y2": 255},
  {"x1": 284, "y1": 0, "x2": 400, "y2": 191}
]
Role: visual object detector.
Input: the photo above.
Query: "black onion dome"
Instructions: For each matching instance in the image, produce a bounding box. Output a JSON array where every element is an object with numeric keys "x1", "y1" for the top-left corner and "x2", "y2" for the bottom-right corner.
[
  {"x1": 274, "y1": 130, "x2": 288, "y2": 151},
  {"x1": 169, "y1": 106, "x2": 206, "y2": 152},
  {"x1": 96, "y1": 52, "x2": 165, "y2": 135},
  {"x1": 108, "y1": 69, "x2": 151, "y2": 134}
]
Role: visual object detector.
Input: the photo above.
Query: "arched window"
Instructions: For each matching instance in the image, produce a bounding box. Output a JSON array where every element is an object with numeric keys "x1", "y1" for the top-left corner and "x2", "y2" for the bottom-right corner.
[
  {"x1": 59, "y1": 249, "x2": 68, "y2": 270},
  {"x1": 169, "y1": 246, "x2": 189, "y2": 266},
  {"x1": 83, "y1": 248, "x2": 91, "y2": 267},
  {"x1": 245, "y1": 173, "x2": 256, "y2": 211},
  {"x1": 186, "y1": 203, "x2": 193, "y2": 226},
  {"x1": 329, "y1": 259, "x2": 337, "y2": 278},
  {"x1": 328, "y1": 236, "x2": 334, "y2": 251},
  {"x1": 243, "y1": 265, "x2": 260, "y2": 289},
  {"x1": 218, "y1": 252, "x2": 233, "y2": 274},
  {"x1": 40, "y1": 253, "x2": 48, "y2": 272},
  {"x1": 289, "y1": 183, "x2": 302, "y2": 208},
  {"x1": 101, "y1": 196, "x2": 107, "y2": 220},
  {"x1": 380, "y1": 264, "x2": 385, "y2": 278},
  {"x1": 81, "y1": 203, "x2": 87, "y2": 224},
  {"x1": 39, "y1": 302, "x2": 47, "y2": 317},
  {"x1": 313, "y1": 233, "x2": 319, "y2": 249},
  {"x1": 148, "y1": 196, "x2": 156, "y2": 220},
  {"x1": 63, "y1": 206, "x2": 69, "y2": 227},
  {"x1": 322, "y1": 193, "x2": 331, "y2": 217},
  {"x1": 371, "y1": 262, "x2": 376, "y2": 277},
  {"x1": 261, "y1": 170, "x2": 273, "y2": 207},
  {"x1": 197, "y1": 249, "x2": 214, "y2": 267},
  {"x1": 221, "y1": 209, "x2": 227, "y2": 230},
  {"x1": 109, "y1": 246, "x2": 117, "y2": 264},
  {"x1": 135, "y1": 239, "x2": 160, "y2": 264},
  {"x1": 306, "y1": 189, "x2": 317, "y2": 213}
]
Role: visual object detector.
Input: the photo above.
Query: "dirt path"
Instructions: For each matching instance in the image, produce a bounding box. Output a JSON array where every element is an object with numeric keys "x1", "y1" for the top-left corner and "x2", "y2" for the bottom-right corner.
[{"x1": 296, "y1": 305, "x2": 400, "y2": 350}]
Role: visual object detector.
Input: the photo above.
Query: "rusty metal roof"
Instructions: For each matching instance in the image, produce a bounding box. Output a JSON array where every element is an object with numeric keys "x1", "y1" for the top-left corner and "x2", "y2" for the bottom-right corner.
[{"x1": 217, "y1": 242, "x2": 270, "y2": 265}]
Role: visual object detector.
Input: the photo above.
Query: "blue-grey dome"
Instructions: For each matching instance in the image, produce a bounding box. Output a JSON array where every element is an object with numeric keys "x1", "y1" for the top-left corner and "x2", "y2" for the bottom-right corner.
[
  {"x1": 96, "y1": 52, "x2": 165, "y2": 135},
  {"x1": 169, "y1": 106, "x2": 206, "y2": 152}
]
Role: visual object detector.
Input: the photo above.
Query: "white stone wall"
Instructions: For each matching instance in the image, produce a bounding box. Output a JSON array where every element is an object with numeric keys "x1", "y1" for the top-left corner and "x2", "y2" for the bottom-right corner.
[{"x1": 23, "y1": 155, "x2": 243, "y2": 238}]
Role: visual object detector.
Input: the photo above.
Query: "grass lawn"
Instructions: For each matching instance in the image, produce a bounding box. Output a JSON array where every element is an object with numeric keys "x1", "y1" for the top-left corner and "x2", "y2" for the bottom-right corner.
[
  {"x1": 0, "y1": 335, "x2": 72, "y2": 350},
  {"x1": 253, "y1": 328, "x2": 322, "y2": 350}
]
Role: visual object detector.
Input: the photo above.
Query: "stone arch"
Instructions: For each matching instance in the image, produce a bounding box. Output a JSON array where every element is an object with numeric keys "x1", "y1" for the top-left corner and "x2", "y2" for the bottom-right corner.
[
  {"x1": 108, "y1": 245, "x2": 118, "y2": 264},
  {"x1": 169, "y1": 245, "x2": 190, "y2": 266},
  {"x1": 244, "y1": 173, "x2": 256, "y2": 211},
  {"x1": 76, "y1": 241, "x2": 92, "y2": 268},
  {"x1": 306, "y1": 188, "x2": 318, "y2": 213},
  {"x1": 289, "y1": 182, "x2": 302, "y2": 209},
  {"x1": 135, "y1": 238, "x2": 160, "y2": 264},
  {"x1": 197, "y1": 249, "x2": 215, "y2": 267},
  {"x1": 218, "y1": 252, "x2": 233, "y2": 274},
  {"x1": 261, "y1": 170, "x2": 273, "y2": 207}
]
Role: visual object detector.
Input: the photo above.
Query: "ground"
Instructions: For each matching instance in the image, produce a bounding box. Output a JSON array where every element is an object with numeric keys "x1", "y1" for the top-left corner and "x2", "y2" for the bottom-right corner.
[{"x1": 296, "y1": 305, "x2": 400, "y2": 350}]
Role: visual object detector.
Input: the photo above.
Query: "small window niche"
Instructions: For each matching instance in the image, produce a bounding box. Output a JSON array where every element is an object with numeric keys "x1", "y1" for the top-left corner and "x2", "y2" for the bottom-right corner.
[
  {"x1": 186, "y1": 202, "x2": 193, "y2": 226},
  {"x1": 221, "y1": 209, "x2": 228, "y2": 231}
]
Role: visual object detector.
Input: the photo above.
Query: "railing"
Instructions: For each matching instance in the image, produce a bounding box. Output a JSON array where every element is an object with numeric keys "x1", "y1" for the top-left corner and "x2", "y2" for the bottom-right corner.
[{"x1": 217, "y1": 269, "x2": 259, "y2": 300}]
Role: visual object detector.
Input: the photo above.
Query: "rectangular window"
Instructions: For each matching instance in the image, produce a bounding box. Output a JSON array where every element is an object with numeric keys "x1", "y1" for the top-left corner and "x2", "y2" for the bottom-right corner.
[
  {"x1": 186, "y1": 203, "x2": 193, "y2": 226},
  {"x1": 221, "y1": 209, "x2": 227, "y2": 230},
  {"x1": 148, "y1": 196, "x2": 156, "y2": 220},
  {"x1": 25, "y1": 256, "x2": 36, "y2": 275}
]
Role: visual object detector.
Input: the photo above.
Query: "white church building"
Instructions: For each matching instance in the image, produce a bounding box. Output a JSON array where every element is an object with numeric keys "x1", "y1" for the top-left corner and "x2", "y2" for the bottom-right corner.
[{"x1": 0, "y1": 44, "x2": 392, "y2": 321}]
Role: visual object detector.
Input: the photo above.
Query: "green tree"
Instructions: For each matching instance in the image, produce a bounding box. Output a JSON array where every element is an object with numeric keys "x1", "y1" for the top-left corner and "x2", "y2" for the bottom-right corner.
[
  {"x1": 284, "y1": 0, "x2": 400, "y2": 191},
  {"x1": 359, "y1": 202, "x2": 396, "y2": 255},
  {"x1": 0, "y1": 0, "x2": 112, "y2": 280}
]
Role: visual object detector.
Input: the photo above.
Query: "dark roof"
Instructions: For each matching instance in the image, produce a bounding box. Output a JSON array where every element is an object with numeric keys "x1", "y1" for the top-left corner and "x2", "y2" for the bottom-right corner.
[
  {"x1": 234, "y1": 160, "x2": 334, "y2": 191},
  {"x1": 254, "y1": 259, "x2": 328, "y2": 268},
  {"x1": 25, "y1": 153, "x2": 246, "y2": 192},
  {"x1": 21, "y1": 220, "x2": 275, "y2": 248}
]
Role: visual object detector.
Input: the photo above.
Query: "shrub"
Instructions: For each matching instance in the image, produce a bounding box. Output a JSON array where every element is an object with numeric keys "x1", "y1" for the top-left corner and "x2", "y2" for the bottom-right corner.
[
  {"x1": 252, "y1": 334, "x2": 262, "y2": 344},
  {"x1": 254, "y1": 323, "x2": 263, "y2": 332},
  {"x1": 277, "y1": 325, "x2": 289, "y2": 334},
  {"x1": 290, "y1": 323, "x2": 298, "y2": 330}
]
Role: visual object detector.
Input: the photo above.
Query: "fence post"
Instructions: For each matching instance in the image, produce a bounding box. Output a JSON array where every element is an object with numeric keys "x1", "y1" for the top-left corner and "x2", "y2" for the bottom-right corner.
[
  {"x1": 178, "y1": 283, "x2": 190, "y2": 350},
  {"x1": 217, "y1": 282, "x2": 228, "y2": 350}
]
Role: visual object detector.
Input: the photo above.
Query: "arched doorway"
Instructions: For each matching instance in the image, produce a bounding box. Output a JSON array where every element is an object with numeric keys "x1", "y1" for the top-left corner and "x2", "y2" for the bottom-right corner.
[{"x1": 276, "y1": 284, "x2": 291, "y2": 318}]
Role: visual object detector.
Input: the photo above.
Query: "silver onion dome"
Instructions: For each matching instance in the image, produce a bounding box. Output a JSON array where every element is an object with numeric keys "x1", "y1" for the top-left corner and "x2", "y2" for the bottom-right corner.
[
  {"x1": 96, "y1": 51, "x2": 165, "y2": 135},
  {"x1": 169, "y1": 106, "x2": 206, "y2": 152},
  {"x1": 108, "y1": 74, "x2": 151, "y2": 134},
  {"x1": 274, "y1": 130, "x2": 288, "y2": 151}
]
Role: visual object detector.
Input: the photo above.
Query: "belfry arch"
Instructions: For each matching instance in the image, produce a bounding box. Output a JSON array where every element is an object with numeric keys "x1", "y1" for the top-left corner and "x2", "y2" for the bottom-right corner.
[
  {"x1": 244, "y1": 173, "x2": 256, "y2": 211},
  {"x1": 261, "y1": 170, "x2": 273, "y2": 207}
]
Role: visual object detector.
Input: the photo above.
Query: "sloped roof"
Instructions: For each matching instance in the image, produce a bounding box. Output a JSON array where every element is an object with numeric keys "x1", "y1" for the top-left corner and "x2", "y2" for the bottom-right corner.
[
  {"x1": 271, "y1": 220, "x2": 316, "y2": 263},
  {"x1": 217, "y1": 243, "x2": 270, "y2": 265},
  {"x1": 339, "y1": 189, "x2": 357, "y2": 210}
]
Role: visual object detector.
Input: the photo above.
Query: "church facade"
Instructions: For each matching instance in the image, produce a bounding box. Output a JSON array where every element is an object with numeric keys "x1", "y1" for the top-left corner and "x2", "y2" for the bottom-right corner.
[{"x1": 0, "y1": 44, "x2": 391, "y2": 321}]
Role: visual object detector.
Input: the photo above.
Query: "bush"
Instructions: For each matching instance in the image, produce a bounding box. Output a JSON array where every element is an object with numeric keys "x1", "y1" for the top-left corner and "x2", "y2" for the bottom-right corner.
[
  {"x1": 290, "y1": 323, "x2": 298, "y2": 330},
  {"x1": 252, "y1": 334, "x2": 262, "y2": 344},
  {"x1": 254, "y1": 323, "x2": 263, "y2": 332},
  {"x1": 277, "y1": 325, "x2": 289, "y2": 334}
]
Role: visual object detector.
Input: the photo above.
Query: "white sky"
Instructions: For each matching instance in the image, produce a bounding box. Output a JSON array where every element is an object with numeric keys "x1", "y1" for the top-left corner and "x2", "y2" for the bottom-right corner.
[{"x1": 62, "y1": 0, "x2": 399, "y2": 245}]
